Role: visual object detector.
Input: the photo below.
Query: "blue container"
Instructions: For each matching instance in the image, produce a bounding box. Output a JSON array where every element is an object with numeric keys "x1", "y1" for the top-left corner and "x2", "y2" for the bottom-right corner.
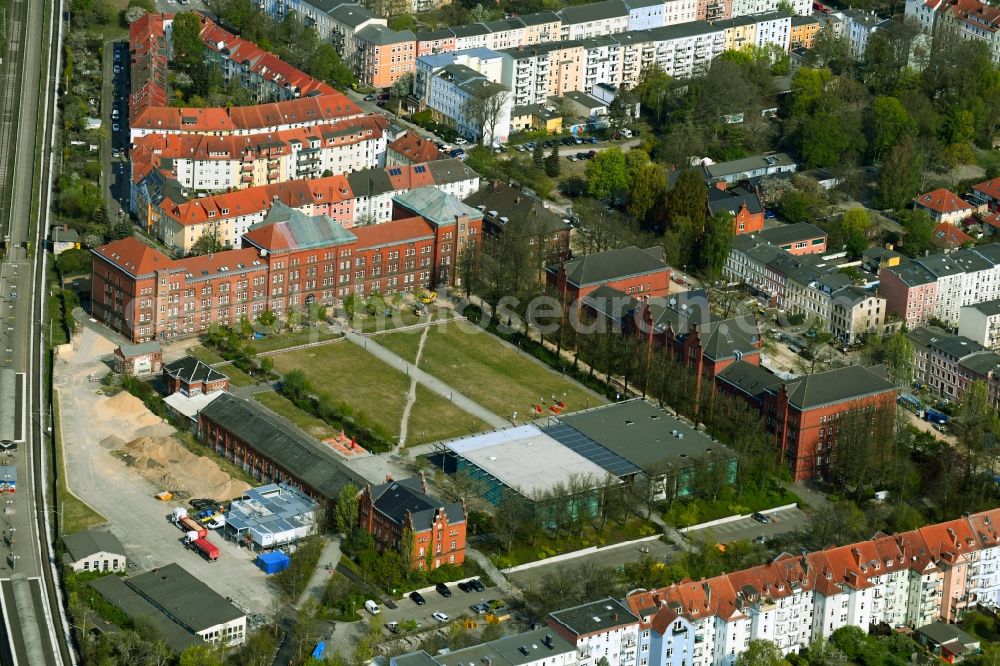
[{"x1": 256, "y1": 551, "x2": 291, "y2": 574}]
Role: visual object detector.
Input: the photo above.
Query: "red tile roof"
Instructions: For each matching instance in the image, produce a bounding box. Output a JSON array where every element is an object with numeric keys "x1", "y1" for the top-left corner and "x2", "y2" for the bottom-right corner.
[
  {"x1": 932, "y1": 222, "x2": 974, "y2": 248},
  {"x1": 353, "y1": 215, "x2": 435, "y2": 249},
  {"x1": 914, "y1": 188, "x2": 972, "y2": 215},
  {"x1": 388, "y1": 132, "x2": 442, "y2": 164},
  {"x1": 92, "y1": 237, "x2": 173, "y2": 276},
  {"x1": 974, "y1": 178, "x2": 1000, "y2": 201}
]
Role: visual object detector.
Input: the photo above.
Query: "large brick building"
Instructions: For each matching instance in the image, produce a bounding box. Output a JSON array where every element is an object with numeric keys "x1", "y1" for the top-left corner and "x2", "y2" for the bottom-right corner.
[
  {"x1": 716, "y1": 362, "x2": 898, "y2": 481},
  {"x1": 546, "y1": 246, "x2": 671, "y2": 302},
  {"x1": 91, "y1": 187, "x2": 483, "y2": 342},
  {"x1": 358, "y1": 476, "x2": 467, "y2": 570}
]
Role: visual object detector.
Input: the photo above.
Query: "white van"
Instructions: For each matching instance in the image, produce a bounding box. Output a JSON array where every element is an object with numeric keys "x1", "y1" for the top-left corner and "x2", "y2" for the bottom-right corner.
[
  {"x1": 365, "y1": 600, "x2": 381, "y2": 615},
  {"x1": 621, "y1": 128, "x2": 633, "y2": 138}
]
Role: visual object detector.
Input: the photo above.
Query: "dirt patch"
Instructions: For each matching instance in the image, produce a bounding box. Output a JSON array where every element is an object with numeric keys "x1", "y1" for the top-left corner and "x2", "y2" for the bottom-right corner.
[{"x1": 120, "y1": 435, "x2": 251, "y2": 501}]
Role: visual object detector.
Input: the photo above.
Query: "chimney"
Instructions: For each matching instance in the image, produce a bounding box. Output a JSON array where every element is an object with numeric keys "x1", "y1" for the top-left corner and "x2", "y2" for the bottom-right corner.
[
  {"x1": 714, "y1": 180, "x2": 727, "y2": 191},
  {"x1": 419, "y1": 470, "x2": 427, "y2": 494},
  {"x1": 851, "y1": 547, "x2": 862, "y2": 565},
  {"x1": 947, "y1": 527, "x2": 959, "y2": 546}
]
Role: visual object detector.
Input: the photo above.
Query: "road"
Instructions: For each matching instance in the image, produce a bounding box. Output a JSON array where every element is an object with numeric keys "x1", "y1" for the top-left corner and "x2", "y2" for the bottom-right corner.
[
  {"x1": 684, "y1": 506, "x2": 809, "y2": 545},
  {"x1": 0, "y1": 0, "x2": 74, "y2": 659},
  {"x1": 101, "y1": 40, "x2": 129, "y2": 221}
]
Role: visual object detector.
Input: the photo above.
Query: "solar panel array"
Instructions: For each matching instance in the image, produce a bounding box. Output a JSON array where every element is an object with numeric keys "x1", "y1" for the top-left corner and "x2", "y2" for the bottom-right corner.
[{"x1": 542, "y1": 423, "x2": 641, "y2": 478}]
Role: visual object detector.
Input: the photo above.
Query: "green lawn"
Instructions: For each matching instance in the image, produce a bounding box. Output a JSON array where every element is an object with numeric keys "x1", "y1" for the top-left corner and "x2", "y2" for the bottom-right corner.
[
  {"x1": 252, "y1": 328, "x2": 341, "y2": 353},
  {"x1": 376, "y1": 327, "x2": 425, "y2": 364},
  {"x1": 270, "y1": 343, "x2": 411, "y2": 440},
  {"x1": 253, "y1": 391, "x2": 338, "y2": 440},
  {"x1": 406, "y1": 385, "x2": 490, "y2": 445},
  {"x1": 356, "y1": 306, "x2": 456, "y2": 334},
  {"x1": 382, "y1": 321, "x2": 605, "y2": 420},
  {"x1": 223, "y1": 364, "x2": 258, "y2": 387},
  {"x1": 186, "y1": 345, "x2": 224, "y2": 365}
]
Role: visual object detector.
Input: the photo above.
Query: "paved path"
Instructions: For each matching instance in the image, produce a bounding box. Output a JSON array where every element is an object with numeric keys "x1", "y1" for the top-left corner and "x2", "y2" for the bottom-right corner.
[
  {"x1": 466, "y1": 547, "x2": 519, "y2": 597},
  {"x1": 782, "y1": 481, "x2": 830, "y2": 511},
  {"x1": 296, "y1": 538, "x2": 342, "y2": 609},
  {"x1": 229, "y1": 380, "x2": 279, "y2": 399},
  {"x1": 397, "y1": 325, "x2": 430, "y2": 448},
  {"x1": 343, "y1": 330, "x2": 508, "y2": 429}
]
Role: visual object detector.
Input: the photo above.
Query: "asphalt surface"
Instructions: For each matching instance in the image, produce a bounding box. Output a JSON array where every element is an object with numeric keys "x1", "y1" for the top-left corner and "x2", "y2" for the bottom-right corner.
[
  {"x1": 685, "y1": 506, "x2": 809, "y2": 545},
  {"x1": 102, "y1": 40, "x2": 129, "y2": 220}
]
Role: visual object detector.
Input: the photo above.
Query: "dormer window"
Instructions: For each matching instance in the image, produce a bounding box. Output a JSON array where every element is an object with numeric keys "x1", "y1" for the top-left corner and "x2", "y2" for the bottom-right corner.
[{"x1": 208, "y1": 211, "x2": 216, "y2": 218}]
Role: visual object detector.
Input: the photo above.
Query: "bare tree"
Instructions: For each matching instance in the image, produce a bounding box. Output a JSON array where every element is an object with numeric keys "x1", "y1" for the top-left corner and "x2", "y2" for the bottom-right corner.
[{"x1": 462, "y1": 81, "x2": 510, "y2": 146}]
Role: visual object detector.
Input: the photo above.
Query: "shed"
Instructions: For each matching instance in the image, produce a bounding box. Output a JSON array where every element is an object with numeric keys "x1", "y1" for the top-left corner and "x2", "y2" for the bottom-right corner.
[
  {"x1": 114, "y1": 341, "x2": 162, "y2": 376},
  {"x1": 256, "y1": 551, "x2": 291, "y2": 574}
]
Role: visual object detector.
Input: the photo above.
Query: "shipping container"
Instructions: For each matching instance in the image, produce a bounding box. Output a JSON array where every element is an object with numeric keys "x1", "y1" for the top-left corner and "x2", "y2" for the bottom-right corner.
[
  {"x1": 178, "y1": 516, "x2": 208, "y2": 539},
  {"x1": 191, "y1": 538, "x2": 219, "y2": 561},
  {"x1": 256, "y1": 551, "x2": 291, "y2": 574}
]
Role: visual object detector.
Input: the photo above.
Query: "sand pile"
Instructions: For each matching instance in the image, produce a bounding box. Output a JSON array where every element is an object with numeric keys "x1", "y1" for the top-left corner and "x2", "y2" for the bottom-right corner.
[
  {"x1": 121, "y1": 435, "x2": 251, "y2": 501},
  {"x1": 97, "y1": 392, "x2": 163, "y2": 429}
]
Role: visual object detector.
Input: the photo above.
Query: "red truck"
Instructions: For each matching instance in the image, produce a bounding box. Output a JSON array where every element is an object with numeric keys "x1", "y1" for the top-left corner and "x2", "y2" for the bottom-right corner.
[
  {"x1": 190, "y1": 537, "x2": 219, "y2": 561},
  {"x1": 178, "y1": 516, "x2": 208, "y2": 539}
]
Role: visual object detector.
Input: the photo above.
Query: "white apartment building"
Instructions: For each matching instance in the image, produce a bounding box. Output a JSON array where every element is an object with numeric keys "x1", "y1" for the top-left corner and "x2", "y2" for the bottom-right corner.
[
  {"x1": 959, "y1": 299, "x2": 1000, "y2": 348},
  {"x1": 581, "y1": 37, "x2": 625, "y2": 93},
  {"x1": 730, "y1": 0, "x2": 809, "y2": 17},
  {"x1": 753, "y1": 13, "x2": 792, "y2": 49},
  {"x1": 559, "y1": 0, "x2": 631, "y2": 40},
  {"x1": 427, "y1": 65, "x2": 513, "y2": 143},
  {"x1": 415, "y1": 48, "x2": 506, "y2": 104},
  {"x1": 842, "y1": 9, "x2": 890, "y2": 56},
  {"x1": 647, "y1": 22, "x2": 727, "y2": 79},
  {"x1": 549, "y1": 598, "x2": 640, "y2": 666},
  {"x1": 484, "y1": 18, "x2": 528, "y2": 50},
  {"x1": 663, "y1": 0, "x2": 699, "y2": 25}
]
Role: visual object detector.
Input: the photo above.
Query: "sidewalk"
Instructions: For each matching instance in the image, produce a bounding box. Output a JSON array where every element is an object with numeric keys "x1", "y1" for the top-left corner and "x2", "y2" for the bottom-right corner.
[
  {"x1": 466, "y1": 546, "x2": 519, "y2": 597},
  {"x1": 296, "y1": 537, "x2": 342, "y2": 609},
  {"x1": 342, "y1": 330, "x2": 509, "y2": 429}
]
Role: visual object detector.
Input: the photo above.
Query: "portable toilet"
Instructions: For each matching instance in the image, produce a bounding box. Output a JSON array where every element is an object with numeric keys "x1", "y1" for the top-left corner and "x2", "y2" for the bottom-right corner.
[{"x1": 256, "y1": 551, "x2": 291, "y2": 574}]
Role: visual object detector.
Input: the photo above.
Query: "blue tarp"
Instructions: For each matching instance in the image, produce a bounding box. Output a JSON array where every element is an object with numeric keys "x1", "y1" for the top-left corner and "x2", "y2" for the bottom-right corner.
[
  {"x1": 898, "y1": 393, "x2": 921, "y2": 409},
  {"x1": 256, "y1": 551, "x2": 291, "y2": 574},
  {"x1": 312, "y1": 641, "x2": 325, "y2": 659}
]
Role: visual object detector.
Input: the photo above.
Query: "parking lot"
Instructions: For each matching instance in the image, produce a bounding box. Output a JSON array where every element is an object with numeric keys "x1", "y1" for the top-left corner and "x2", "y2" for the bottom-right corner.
[
  {"x1": 685, "y1": 506, "x2": 809, "y2": 545},
  {"x1": 372, "y1": 581, "x2": 504, "y2": 631}
]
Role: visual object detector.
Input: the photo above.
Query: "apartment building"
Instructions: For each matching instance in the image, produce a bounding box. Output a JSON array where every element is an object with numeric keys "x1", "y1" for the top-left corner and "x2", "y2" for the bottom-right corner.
[
  {"x1": 905, "y1": 0, "x2": 1000, "y2": 62},
  {"x1": 841, "y1": 9, "x2": 890, "y2": 55},
  {"x1": 790, "y1": 14, "x2": 820, "y2": 47},
  {"x1": 130, "y1": 114, "x2": 388, "y2": 196},
  {"x1": 425, "y1": 65, "x2": 513, "y2": 143},
  {"x1": 548, "y1": 598, "x2": 640, "y2": 666},
  {"x1": 138, "y1": 159, "x2": 480, "y2": 254},
  {"x1": 559, "y1": 0, "x2": 631, "y2": 40},
  {"x1": 415, "y1": 48, "x2": 506, "y2": 103},
  {"x1": 906, "y1": 326, "x2": 1000, "y2": 406},
  {"x1": 959, "y1": 299, "x2": 1000, "y2": 348},
  {"x1": 913, "y1": 188, "x2": 975, "y2": 225},
  {"x1": 416, "y1": 28, "x2": 457, "y2": 57},
  {"x1": 501, "y1": 42, "x2": 587, "y2": 106},
  {"x1": 829, "y1": 286, "x2": 886, "y2": 346},
  {"x1": 880, "y1": 245, "x2": 1000, "y2": 328},
  {"x1": 328, "y1": 3, "x2": 388, "y2": 63},
  {"x1": 624, "y1": 0, "x2": 668, "y2": 29},
  {"x1": 716, "y1": 363, "x2": 898, "y2": 481},
  {"x1": 91, "y1": 187, "x2": 483, "y2": 342},
  {"x1": 355, "y1": 25, "x2": 418, "y2": 89},
  {"x1": 664, "y1": 0, "x2": 700, "y2": 24},
  {"x1": 729, "y1": 0, "x2": 809, "y2": 16}
]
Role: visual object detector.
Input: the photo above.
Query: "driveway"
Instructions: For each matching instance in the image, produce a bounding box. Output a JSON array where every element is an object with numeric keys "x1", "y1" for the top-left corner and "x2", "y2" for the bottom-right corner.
[
  {"x1": 684, "y1": 506, "x2": 809, "y2": 545},
  {"x1": 54, "y1": 327, "x2": 276, "y2": 614},
  {"x1": 374, "y1": 581, "x2": 502, "y2": 630}
]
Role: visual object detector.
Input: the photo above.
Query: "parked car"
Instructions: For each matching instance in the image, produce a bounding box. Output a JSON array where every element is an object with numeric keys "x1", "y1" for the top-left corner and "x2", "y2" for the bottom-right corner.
[
  {"x1": 365, "y1": 600, "x2": 381, "y2": 615},
  {"x1": 435, "y1": 582, "x2": 452, "y2": 598},
  {"x1": 469, "y1": 579, "x2": 486, "y2": 592},
  {"x1": 363, "y1": 94, "x2": 376, "y2": 101},
  {"x1": 471, "y1": 602, "x2": 490, "y2": 615},
  {"x1": 753, "y1": 535, "x2": 767, "y2": 545},
  {"x1": 454, "y1": 137, "x2": 468, "y2": 145},
  {"x1": 457, "y1": 581, "x2": 472, "y2": 593},
  {"x1": 567, "y1": 155, "x2": 578, "y2": 161},
  {"x1": 449, "y1": 148, "x2": 465, "y2": 157},
  {"x1": 386, "y1": 621, "x2": 400, "y2": 634},
  {"x1": 751, "y1": 512, "x2": 769, "y2": 524},
  {"x1": 433, "y1": 612, "x2": 450, "y2": 623},
  {"x1": 588, "y1": 136, "x2": 598, "y2": 144},
  {"x1": 561, "y1": 137, "x2": 575, "y2": 145},
  {"x1": 409, "y1": 591, "x2": 426, "y2": 605}
]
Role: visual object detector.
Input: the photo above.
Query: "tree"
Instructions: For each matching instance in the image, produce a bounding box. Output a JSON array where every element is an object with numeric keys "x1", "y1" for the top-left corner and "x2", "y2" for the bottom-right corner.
[
  {"x1": 533, "y1": 141, "x2": 545, "y2": 168},
  {"x1": 663, "y1": 169, "x2": 708, "y2": 232},
  {"x1": 870, "y1": 95, "x2": 915, "y2": 160},
  {"x1": 124, "y1": 5, "x2": 148, "y2": 23},
  {"x1": 700, "y1": 210, "x2": 734, "y2": 273},
  {"x1": 545, "y1": 144, "x2": 560, "y2": 178},
  {"x1": 607, "y1": 89, "x2": 634, "y2": 131},
  {"x1": 586, "y1": 148, "x2": 629, "y2": 202},
  {"x1": 179, "y1": 644, "x2": 225, "y2": 666},
  {"x1": 257, "y1": 309, "x2": 277, "y2": 328},
  {"x1": 808, "y1": 26, "x2": 850, "y2": 72},
  {"x1": 627, "y1": 163, "x2": 667, "y2": 223},
  {"x1": 841, "y1": 207, "x2": 872, "y2": 257},
  {"x1": 897, "y1": 208, "x2": 934, "y2": 256},
  {"x1": 462, "y1": 83, "x2": 510, "y2": 146},
  {"x1": 335, "y1": 484, "x2": 360, "y2": 535},
  {"x1": 735, "y1": 640, "x2": 787, "y2": 666},
  {"x1": 189, "y1": 230, "x2": 223, "y2": 256},
  {"x1": 390, "y1": 73, "x2": 413, "y2": 99},
  {"x1": 876, "y1": 137, "x2": 924, "y2": 210},
  {"x1": 863, "y1": 330, "x2": 914, "y2": 386},
  {"x1": 171, "y1": 13, "x2": 205, "y2": 69}
]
